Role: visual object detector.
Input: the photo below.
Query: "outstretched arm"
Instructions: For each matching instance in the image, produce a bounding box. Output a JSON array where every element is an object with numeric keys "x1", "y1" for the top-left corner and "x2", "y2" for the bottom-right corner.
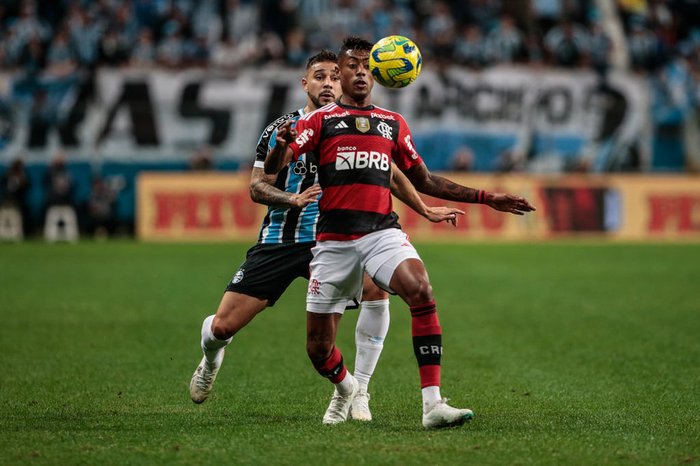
[
  {"x1": 264, "y1": 120, "x2": 295, "y2": 175},
  {"x1": 404, "y1": 162, "x2": 536, "y2": 215},
  {"x1": 390, "y1": 165, "x2": 464, "y2": 225},
  {"x1": 249, "y1": 167, "x2": 321, "y2": 208}
]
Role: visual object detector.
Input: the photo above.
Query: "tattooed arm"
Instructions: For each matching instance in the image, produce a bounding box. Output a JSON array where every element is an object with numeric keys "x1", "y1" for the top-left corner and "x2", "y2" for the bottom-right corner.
[
  {"x1": 249, "y1": 167, "x2": 321, "y2": 208},
  {"x1": 390, "y1": 165, "x2": 464, "y2": 225},
  {"x1": 403, "y1": 162, "x2": 536, "y2": 215}
]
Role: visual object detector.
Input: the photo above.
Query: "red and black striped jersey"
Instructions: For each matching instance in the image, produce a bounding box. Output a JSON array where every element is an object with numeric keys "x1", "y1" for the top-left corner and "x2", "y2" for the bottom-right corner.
[{"x1": 289, "y1": 102, "x2": 423, "y2": 241}]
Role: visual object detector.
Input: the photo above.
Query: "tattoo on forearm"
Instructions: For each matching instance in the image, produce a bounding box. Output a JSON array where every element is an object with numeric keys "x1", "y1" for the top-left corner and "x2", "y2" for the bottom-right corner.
[
  {"x1": 424, "y1": 174, "x2": 479, "y2": 203},
  {"x1": 251, "y1": 181, "x2": 296, "y2": 208}
]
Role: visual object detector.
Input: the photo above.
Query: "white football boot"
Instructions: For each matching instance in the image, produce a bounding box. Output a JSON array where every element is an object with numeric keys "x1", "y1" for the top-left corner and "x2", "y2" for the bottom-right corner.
[
  {"x1": 189, "y1": 350, "x2": 224, "y2": 404},
  {"x1": 349, "y1": 390, "x2": 372, "y2": 421},
  {"x1": 322, "y1": 374, "x2": 359, "y2": 425},
  {"x1": 422, "y1": 399, "x2": 474, "y2": 428}
]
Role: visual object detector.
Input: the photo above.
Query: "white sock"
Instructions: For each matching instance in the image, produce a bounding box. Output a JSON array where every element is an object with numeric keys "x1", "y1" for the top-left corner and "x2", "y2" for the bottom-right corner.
[
  {"x1": 354, "y1": 299, "x2": 390, "y2": 392},
  {"x1": 200, "y1": 315, "x2": 232, "y2": 364},
  {"x1": 335, "y1": 372, "x2": 356, "y2": 396},
  {"x1": 422, "y1": 386, "x2": 442, "y2": 412}
]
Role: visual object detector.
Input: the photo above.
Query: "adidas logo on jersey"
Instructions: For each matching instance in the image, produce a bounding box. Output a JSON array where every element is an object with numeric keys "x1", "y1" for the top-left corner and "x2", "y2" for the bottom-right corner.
[{"x1": 334, "y1": 121, "x2": 349, "y2": 129}]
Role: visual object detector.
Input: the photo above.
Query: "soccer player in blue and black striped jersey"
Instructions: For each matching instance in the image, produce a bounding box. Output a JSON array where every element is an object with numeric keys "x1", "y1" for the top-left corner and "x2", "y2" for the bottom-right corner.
[{"x1": 190, "y1": 50, "x2": 463, "y2": 421}]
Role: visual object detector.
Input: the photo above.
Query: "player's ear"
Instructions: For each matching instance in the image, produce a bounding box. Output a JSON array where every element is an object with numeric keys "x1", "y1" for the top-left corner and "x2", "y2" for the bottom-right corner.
[{"x1": 301, "y1": 77, "x2": 308, "y2": 93}]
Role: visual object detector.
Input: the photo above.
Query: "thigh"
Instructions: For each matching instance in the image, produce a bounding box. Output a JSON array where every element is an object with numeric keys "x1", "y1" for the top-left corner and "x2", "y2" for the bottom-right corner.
[
  {"x1": 307, "y1": 241, "x2": 363, "y2": 314},
  {"x1": 361, "y1": 273, "x2": 389, "y2": 301},
  {"x1": 214, "y1": 291, "x2": 268, "y2": 334},
  {"x1": 226, "y1": 242, "x2": 314, "y2": 306},
  {"x1": 359, "y1": 229, "x2": 422, "y2": 293}
]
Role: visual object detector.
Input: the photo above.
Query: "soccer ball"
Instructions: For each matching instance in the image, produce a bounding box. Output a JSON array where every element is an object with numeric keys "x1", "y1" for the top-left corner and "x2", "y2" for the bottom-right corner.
[{"x1": 369, "y1": 35, "x2": 422, "y2": 89}]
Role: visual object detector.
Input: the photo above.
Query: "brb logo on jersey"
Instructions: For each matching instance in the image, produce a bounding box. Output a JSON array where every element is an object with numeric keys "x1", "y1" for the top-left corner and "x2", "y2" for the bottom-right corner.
[{"x1": 336, "y1": 146, "x2": 390, "y2": 171}]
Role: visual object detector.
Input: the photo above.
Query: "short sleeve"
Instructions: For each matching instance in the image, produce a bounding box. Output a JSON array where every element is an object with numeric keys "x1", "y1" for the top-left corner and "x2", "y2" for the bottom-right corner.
[
  {"x1": 393, "y1": 114, "x2": 423, "y2": 171},
  {"x1": 288, "y1": 112, "x2": 321, "y2": 160},
  {"x1": 254, "y1": 112, "x2": 296, "y2": 168}
]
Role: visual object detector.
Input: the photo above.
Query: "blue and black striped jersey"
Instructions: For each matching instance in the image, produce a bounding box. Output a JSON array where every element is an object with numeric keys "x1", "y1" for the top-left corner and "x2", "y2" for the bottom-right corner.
[{"x1": 253, "y1": 108, "x2": 319, "y2": 244}]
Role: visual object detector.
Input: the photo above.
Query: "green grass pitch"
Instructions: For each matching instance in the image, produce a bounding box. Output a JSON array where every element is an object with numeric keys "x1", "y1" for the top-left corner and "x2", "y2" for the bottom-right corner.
[{"x1": 1, "y1": 241, "x2": 699, "y2": 465}]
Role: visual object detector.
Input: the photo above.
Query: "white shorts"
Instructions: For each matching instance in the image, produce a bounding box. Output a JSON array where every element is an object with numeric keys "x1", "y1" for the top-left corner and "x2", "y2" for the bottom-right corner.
[{"x1": 306, "y1": 228, "x2": 422, "y2": 314}]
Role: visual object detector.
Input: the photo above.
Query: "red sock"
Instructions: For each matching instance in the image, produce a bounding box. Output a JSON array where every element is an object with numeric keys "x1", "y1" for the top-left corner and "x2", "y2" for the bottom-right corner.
[
  {"x1": 410, "y1": 301, "x2": 442, "y2": 388},
  {"x1": 311, "y1": 346, "x2": 347, "y2": 384}
]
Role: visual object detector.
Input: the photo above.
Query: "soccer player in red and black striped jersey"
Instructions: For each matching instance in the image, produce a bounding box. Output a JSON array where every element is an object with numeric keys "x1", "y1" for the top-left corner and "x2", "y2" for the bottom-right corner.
[
  {"x1": 265, "y1": 37, "x2": 536, "y2": 428},
  {"x1": 189, "y1": 49, "x2": 463, "y2": 421}
]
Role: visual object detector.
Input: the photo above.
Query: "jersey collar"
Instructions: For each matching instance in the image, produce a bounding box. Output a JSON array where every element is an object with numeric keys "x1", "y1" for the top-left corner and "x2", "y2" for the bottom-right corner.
[{"x1": 336, "y1": 101, "x2": 375, "y2": 111}]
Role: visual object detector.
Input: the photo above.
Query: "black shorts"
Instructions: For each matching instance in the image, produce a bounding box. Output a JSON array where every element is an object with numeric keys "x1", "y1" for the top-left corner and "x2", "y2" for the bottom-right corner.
[{"x1": 225, "y1": 242, "x2": 314, "y2": 306}]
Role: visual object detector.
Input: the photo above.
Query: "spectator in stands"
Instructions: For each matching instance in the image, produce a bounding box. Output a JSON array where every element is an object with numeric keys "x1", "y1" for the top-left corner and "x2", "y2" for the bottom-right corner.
[
  {"x1": 2, "y1": 27, "x2": 25, "y2": 69},
  {"x1": 11, "y1": 2, "x2": 50, "y2": 45},
  {"x1": 544, "y1": 18, "x2": 591, "y2": 68},
  {"x1": 67, "y1": 4, "x2": 102, "y2": 68},
  {"x1": 224, "y1": 0, "x2": 260, "y2": 44},
  {"x1": 104, "y1": 2, "x2": 140, "y2": 52},
  {"x1": 524, "y1": 32, "x2": 545, "y2": 65},
  {"x1": 99, "y1": 27, "x2": 131, "y2": 67},
  {"x1": 251, "y1": 30, "x2": 285, "y2": 65},
  {"x1": 627, "y1": 15, "x2": 661, "y2": 71},
  {"x1": 322, "y1": 0, "x2": 367, "y2": 48},
  {"x1": 17, "y1": 33, "x2": 46, "y2": 78},
  {"x1": 43, "y1": 152, "x2": 75, "y2": 210},
  {"x1": 649, "y1": 0, "x2": 678, "y2": 50},
  {"x1": 649, "y1": 52, "x2": 698, "y2": 170},
  {"x1": 588, "y1": 20, "x2": 613, "y2": 75},
  {"x1": 464, "y1": 0, "x2": 501, "y2": 33},
  {"x1": 210, "y1": 36, "x2": 255, "y2": 71},
  {"x1": 285, "y1": 28, "x2": 308, "y2": 67},
  {"x1": 0, "y1": 158, "x2": 32, "y2": 235},
  {"x1": 455, "y1": 24, "x2": 488, "y2": 68},
  {"x1": 46, "y1": 26, "x2": 77, "y2": 76},
  {"x1": 423, "y1": 1, "x2": 456, "y2": 42},
  {"x1": 187, "y1": 33, "x2": 212, "y2": 68},
  {"x1": 189, "y1": 145, "x2": 214, "y2": 171},
  {"x1": 130, "y1": 28, "x2": 156, "y2": 67},
  {"x1": 86, "y1": 175, "x2": 116, "y2": 238},
  {"x1": 156, "y1": 23, "x2": 186, "y2": 69},
  {"x1": 485, "y1": 14, "x2": 525, "y2": 64},
  {"x1": 364, "y1": 0, "x2": 392, "y2": 40},
  {"x1": 259, "y1": 0, "x2": 297, "y2": 54},
  {"x1": 422, "y1": 1, "x2": 457, "y2": 65}
]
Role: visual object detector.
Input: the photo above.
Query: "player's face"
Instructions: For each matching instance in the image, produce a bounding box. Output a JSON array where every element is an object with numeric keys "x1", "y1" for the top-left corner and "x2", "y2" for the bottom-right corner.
[
  {"x1": 339, "y1": 50, "x2": 374, "y2": 104},
  {"x1": 303, "y1": 61, "x2": 341, "y2": 109}
]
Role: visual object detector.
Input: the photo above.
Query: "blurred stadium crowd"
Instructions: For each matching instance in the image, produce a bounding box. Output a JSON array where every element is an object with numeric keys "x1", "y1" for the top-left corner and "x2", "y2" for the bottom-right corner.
[
  {"x1": 1, "y1": 0, "x2": 699, "y2": 72},
  {"x1": 1, "y1": 0, "x2": 700, "y2": 240}
]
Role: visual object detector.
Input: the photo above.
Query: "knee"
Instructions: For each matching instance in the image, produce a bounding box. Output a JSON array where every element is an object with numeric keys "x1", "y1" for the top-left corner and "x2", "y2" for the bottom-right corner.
[
  {"x1": 306, "y1": 339, "x2": 333, "y2": 363},
  {"x1": 211, "y1": 316, "x2": 236, "y2": 340},
  {"x1": 362, "y1": 284, "x2": 388, "y2": 302},
  {"x1": 404, "y1": 277, "x2": 433, "y2": 306}
]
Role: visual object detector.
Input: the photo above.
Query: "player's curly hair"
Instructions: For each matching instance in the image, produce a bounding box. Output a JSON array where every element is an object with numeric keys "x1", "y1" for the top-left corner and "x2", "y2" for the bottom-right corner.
[
  {"x1": 306, "y1": 49, "x2": 338, "y2": 69},
  {"x1": 339, "y1": 36, "x2": 373, "y2": 56}
]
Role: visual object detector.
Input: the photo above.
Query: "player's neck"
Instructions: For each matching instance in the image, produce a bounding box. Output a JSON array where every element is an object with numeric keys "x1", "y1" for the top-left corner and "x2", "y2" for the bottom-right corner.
[{"x1": 339, "y1": 94, "x2": 372, "y2": 109}]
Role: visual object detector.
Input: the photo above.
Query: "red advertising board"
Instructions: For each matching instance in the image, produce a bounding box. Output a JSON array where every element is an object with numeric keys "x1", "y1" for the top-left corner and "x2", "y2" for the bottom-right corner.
[{"x1": 137, "y1": 173, "x2": 700, "y2": 241}]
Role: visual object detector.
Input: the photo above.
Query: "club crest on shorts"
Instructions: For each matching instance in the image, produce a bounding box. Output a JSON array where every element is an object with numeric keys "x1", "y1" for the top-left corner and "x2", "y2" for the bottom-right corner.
[
  {"x1": 355, "y1": 117, "x2": 370, "y2": 133},
  {"x1": 308, "y1": 278, "x2": 321, "y2": 295},
  {"x1": 232, "y1": 269, "x2": 244, "y2": 284}
]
